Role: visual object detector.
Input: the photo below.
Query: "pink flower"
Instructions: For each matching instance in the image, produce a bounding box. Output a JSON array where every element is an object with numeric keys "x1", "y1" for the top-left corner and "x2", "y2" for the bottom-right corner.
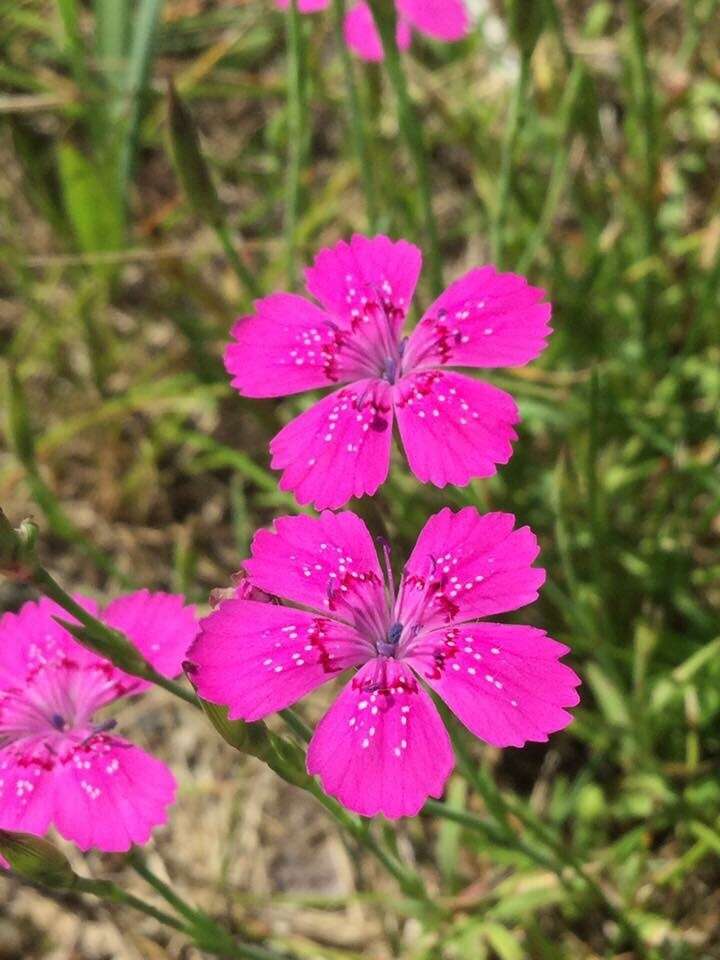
[
  {"x1": 274, "y1": 0, "x2": 469, "y2": 61},
  {"x1": 189, "y1": 508, "x2": 580, "y2": 818},
  {"x1": 226, "y1": 235, "x2": 552, "y2": 509},
  {"x1": 0, "y1": 592, "x2": 198, "y2": 854},
  {"x1": 344, "y1": 1, "x2": 469, "y2": 61}
]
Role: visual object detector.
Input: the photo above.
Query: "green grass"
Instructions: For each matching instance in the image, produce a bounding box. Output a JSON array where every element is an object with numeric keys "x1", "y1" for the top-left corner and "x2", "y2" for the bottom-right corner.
[{"x1": 1, "y1": 0, "x2": 720, "y2": 957}]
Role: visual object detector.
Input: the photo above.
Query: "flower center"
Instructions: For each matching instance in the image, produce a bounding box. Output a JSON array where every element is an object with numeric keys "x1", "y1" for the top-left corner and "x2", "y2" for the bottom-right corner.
[
  {"x1": 380, "y1": 336, "x2": 408, "y2": 384},
  {"x1": 376, "y1": 621, "x2": 403, "y2": 658}
]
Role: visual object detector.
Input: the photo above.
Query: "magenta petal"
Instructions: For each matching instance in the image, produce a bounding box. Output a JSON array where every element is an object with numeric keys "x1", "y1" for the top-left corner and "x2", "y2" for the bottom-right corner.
[
  {"x1": 225, "y1": 294, "x2": 368, "y2": 398},
  {"x1": 0, "y1": 597, "x2": 101, "y2": 690},
  {"x1": 245, "y1": 511, "x2": 384, "y2": 615},
  {"x1": 405, "y1": 266, "x2": 551, "y2": 371},
  {"x1": 407, "y1": 623, "x2": 580, "y2": 748},
  {"x1": 396, "y1": 0, "x2": 468, "y2": 42},
  {"x1": 399, "y1": 507, "x2": 545, "y2": 627},
  {"x1": 305, "y1": 234, "x2": 421, "y2": 335},
  {"x1": 189, "y1": 599, "x2": 370, "y2": 721},
  {"x1": 307, "y1": 660, "x2": 453, "y2": 818},
  {"x1": 0, "y1": 751, "x2": 56, "y2": 837},
  {"x1": 343, "y1": 4, "x2": 412, "y2": 59},
  {"x1": 394, "y1": 370, "x2": 519, "y2": 487},
  {"x1": 101, "y1": 590, "x2": 198, "y2": 681},
  {"x1": 51, "y1": 738, "x2": 176, "y2": 852},
  {"x1": 270, "y1": 379, "x2": 393, "y2": 509},
  {"x1": 343, "y1": 2, "x2": 385, "y2": 61}
]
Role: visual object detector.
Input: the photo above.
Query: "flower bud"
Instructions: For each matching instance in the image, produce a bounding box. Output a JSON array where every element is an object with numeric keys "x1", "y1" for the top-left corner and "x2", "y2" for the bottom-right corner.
[
  {"x1": 0, "y1": 509, "x2": 37, "y2": 580},
  {"x1": 505, "y1": 0, "x2": 545, "y2": 59},
  {"x1": 186, "y1": 671, "x2": 314, "y2": 790},
  {"x1": 0, "y1": 831, "x2": 77, "y2": 889},
  {"x1": 6, "y1": 364, "x2": 37, "y2": 468},
  {"x1": 167, "y1": 80, "x2": 223, "y2": 229}
]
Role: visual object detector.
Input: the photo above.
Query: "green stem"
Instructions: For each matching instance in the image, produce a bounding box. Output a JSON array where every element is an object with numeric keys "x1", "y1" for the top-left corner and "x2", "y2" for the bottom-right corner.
[
  {"x1": 517, "y1": 59, "x2": 584, "y2": 273},
  {"x1": 216, "y1": 222, "x2": 262, "y2": 300},
  {"x1": 28, "y1": 561, "x2": 197, "y2": 707},
  {"x1": 128, "y1": 850, "x2": 208, "y2": 927},
  {"x1": 626, "y1": 0, "x2": 658, "y2": 333},
  {"x1": 280, "y1": 707, "x2": 313, "y2": 743},
  {"x1": 305, "y1": 780, "x2": 428, "y2": 901},
  {"x1": 128, "y1": 852, "x2": 282, "y2": 960},
  {"x1": 74, "y1": 876, "x2": 189, "y2": 933},
  {"x1": 367, "y1": 0, "x2": 442, "y2": 293},
  {"x1": 74, "y1": 875, "x2": 288, "y2": 960},
  {"x1": 284, "y1": 0, "x2": 304, "y2": 286},
  {"x1": 450, "y1": 733, "x2": 646, "y2": 953},
  {"x1": 490, "y1": 51, "x2": 531, "y2": 264},
  {"x1": 332, "y1": 0, "x2": 378, "y2": 231}
]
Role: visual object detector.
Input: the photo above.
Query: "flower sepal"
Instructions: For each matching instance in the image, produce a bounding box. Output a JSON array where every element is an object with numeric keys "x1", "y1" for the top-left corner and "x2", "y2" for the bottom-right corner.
[
  {"x1": 0, "y1": 830, "x2": 77, "y2": 889},
  {"x1": 0, "y1": 509, "x2": 38, "y2": 581},
  {"x1": 187, "y1": 671, "x2": 315, "y2": 791},
  {"x1": 54, "y1": 616, "x2": 153, "y2": 678}
]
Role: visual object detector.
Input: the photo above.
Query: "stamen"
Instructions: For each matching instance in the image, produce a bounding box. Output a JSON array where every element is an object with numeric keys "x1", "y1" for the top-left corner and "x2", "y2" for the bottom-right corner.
[
  {"x1": 383, "y1": 357, "x2": 398, "y2": 384},
  {"x1": 377, "y1": 536, "x2": 396, "y2": 614}
]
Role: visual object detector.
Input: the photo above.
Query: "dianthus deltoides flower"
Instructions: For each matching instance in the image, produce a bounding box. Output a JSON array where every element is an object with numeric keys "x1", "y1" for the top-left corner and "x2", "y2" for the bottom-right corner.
[
  {"x1": 226, "y1": 235, "x2": 552, "y2": 509},
  {"x1": 0, "y1": 592, "x2": 198, "y2": 853},
  {"x1": 275, "y1": 0, "x2": 469, "y2": 62},
  {"x1": 189, "y1": 508, "x2": 579, "y2": 818}
]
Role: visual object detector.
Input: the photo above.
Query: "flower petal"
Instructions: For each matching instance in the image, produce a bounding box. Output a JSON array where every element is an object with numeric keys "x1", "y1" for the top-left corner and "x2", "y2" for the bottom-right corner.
[
  {"x1": 0, "y1": 749, "x2": 56, "y2": 836},
  {"x1": 225, "y1": 294, "x2": 371, "y2": 397},
  {"x1": 404, "y1": 267, "x2": 551, "y2": 372},
  {"x1": 343, "y1": 3, "x2": 411, "y2": 59},
  {"x1": 397, "y1": 0, "x2": 469, "y2": 41},
  {"x1": 270, "y1": 379, "x2": 393, "y2": 509},
  {"x1": 394, "y1": 370, "x2": 518, "y2": 486},
  {"x1": 52, "y1": 737, "x2": 176, "y2": 852},
  {"x1": 305, "y1": 234, "x2": 421, "y2": 337},
  {"x1": 307, "y1": 660, "x2": 453, "y2": 818},
  {"x1": 0, "y1": 737, "x2": 175, "y2": 852},
  {"x1": 188, "y1": 599, "x2": 369, "y2": 721},
  {"x1": 102, "y1": 590, "x2": 198, "y2": 681},
  {"x1": 398, "y1": 507, "x2": 545, "y2": 628},
  {"x1": 245, "y1": 511, "x2": 385, "y2": 619},
  {"x1": 0, "y1": 597, "x2": 115, "y2": 692},
  {"x1": 406, "y1": 623, "x2": 580, "y2": 747}
]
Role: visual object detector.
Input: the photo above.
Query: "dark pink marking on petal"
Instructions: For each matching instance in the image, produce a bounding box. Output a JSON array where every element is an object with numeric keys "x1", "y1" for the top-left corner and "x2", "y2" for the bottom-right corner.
[
  {"x1": 52, "y1": 737, "x2": 176, "y2": 852},
  {"x1": 397, "y1": 506, "x2": 545, "y2": 629},
  {"x1": 305, "y1": 234, "x2": 420, "y2": 340},
  {"x1": 225, "y1": 294, "x2": 370, "y2": 397},
  {"x1": 404, "y1": 266, "x2": 551, "y2": 372},
  {"x1": 245, "y1": 511, "x2": 385, "y2": 621},
  {"x1": 394, "y1": 370, "x2": 519, "y2": 487},
  {"x1": 0, "y1": 597, "x2": 102, "y2": 692},
  {"x1": 307, "y1": 659, "x2": 453, "y2": 818},
  {"x1": 270, "y1": 379, "x2": 393, "y2": 509},
  {"x1": 189, "y1": 599, "x2": 370, "y2": 721},
  {"x1": 0, "y1": 748, "x2": 56, "y2": 837},
  {"x1": 406, "y1": 623, "x2": 580, "y2": 748}
]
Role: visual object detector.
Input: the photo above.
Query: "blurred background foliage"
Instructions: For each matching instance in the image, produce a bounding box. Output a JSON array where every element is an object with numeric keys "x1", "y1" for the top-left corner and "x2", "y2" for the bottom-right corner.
[{"x1": 1, "y1": 0, "x2": 720, "y2": 957}]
